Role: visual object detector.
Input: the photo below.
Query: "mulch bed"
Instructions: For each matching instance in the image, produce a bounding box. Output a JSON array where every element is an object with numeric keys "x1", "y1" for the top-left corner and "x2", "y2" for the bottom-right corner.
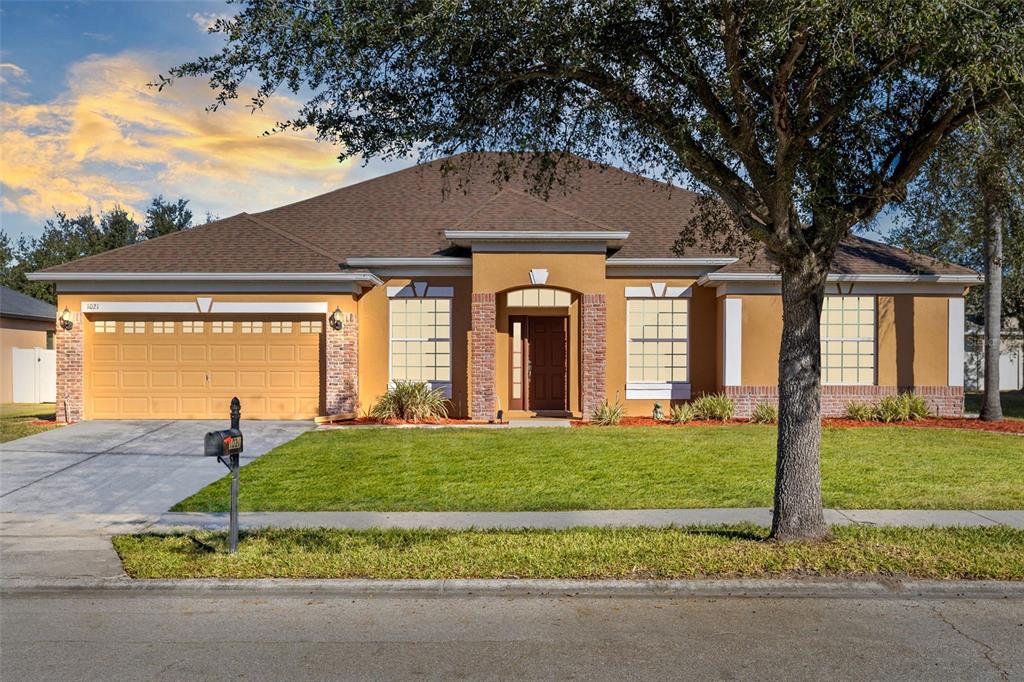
[
  {"x1": 822, "y1": 417, "x2": 1024, "y2": 434},
  {"x1": 573, "y1": 416, "x2": 1024, "y2": 434}
]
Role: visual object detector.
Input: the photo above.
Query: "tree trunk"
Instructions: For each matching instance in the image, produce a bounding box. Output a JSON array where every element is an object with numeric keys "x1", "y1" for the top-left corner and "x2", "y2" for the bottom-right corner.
[
  {"x1": 771, "y1": 260, "x2": 830, "y2": 541},
  {"x1": 980, "y1": 201, "x2": 1003, "y2": 422}
]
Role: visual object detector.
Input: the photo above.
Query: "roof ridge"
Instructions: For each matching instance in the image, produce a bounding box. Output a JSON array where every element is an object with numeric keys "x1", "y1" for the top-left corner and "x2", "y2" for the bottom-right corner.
[
  {"x1": 240, "y1": 212, "x2": 343, "y2": 264},
  {"x1": 500, "y1": 187, "x2": 620, "y2": 231},
  {"x1": 450, "y1": 186, "x2": 511, "y2": 230}
]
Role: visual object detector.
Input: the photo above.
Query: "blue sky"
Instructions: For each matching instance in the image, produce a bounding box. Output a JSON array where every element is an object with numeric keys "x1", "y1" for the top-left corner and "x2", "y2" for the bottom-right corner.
[
  {"x1": 0, "y1": 0, "x2": 415, "y2": 241},
  {"x1": 0, "y1": 1, "x2": 894, "y2": 242}
]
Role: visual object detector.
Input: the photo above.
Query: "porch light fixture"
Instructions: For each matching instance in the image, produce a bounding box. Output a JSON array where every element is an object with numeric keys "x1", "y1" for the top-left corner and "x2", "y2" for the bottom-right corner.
[
  {"x1": 329, "y1": 307, "x2": 344, "y2": 331},
  {"x1": 59, "y1": 307, "x2": 74, "y2": 331}
]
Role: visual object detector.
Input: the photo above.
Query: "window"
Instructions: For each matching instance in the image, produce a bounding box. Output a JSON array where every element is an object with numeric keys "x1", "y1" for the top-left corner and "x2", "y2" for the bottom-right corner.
[
  {"x1": 820, "y1": 296, "x2": 875, "y2": 385},
  {"x1": 271, "y1": 321, "x2": 293, "y2": 334},
  {"x1": 507, "y1": 288, "x2": 571, "y2": 307},
  {"x1": 627, "y1": 299, "x2": 688, "y2": 383},
  {"x1": 182, "y1": 321, "x2": 204, "y2": 334},
  {"x1": 300, "y1": 320, "x2": 322, "y2": 334},
  {"x1": 241, "y1": 321, "x2": 263, "y2": 334},
  {"x1": 94, "y1": 320, "x2": 116, "y2": 334},
  {"x1": 212, "y1": 321, "x2": 234, "y2": 334},
  {"x1": 390, "y1": 298, "x2": 451, "y2": 383},
  {"x1": 123, "y1": 321, "x2": 146, "y2": 334},
  {"x1": 152, "y1": 321, "x2": 175, "y2": 334},
  {"x1": 46, "y1": 331, "x2": 54, "y2": 349}
]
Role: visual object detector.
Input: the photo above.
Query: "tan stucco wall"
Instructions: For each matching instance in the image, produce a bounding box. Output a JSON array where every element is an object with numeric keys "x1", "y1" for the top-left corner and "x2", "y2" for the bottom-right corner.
[
  {"x1": 471, "y1": 252, "x2": 607, "y2": 294},
  {"x1": 739, "y1": 295, "x2": 784, "y2": 386},
  {"x1": 1, "y1": 318, "x2": 52, "y2": 403},
  {"x1": 739, "y1": 293, "x2": 952, "y2": 387},
  {"x1": 356, "y1": 277, "x2": 472, "y2": 418}
]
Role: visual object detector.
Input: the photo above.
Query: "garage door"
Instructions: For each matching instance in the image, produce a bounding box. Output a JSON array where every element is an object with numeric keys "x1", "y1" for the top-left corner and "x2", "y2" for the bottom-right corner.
[{"x1": 85, "y1": 318, "x2": 322, "y2": 419}]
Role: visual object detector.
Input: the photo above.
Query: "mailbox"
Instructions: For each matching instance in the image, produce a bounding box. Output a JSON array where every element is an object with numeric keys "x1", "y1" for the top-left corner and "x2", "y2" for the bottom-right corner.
[{"x1": 204, "y1": 428, "x2": 244, "y2": 458}]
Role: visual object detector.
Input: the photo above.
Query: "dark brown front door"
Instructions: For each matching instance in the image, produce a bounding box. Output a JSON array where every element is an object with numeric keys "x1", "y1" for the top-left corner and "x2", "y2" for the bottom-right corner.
[{"x1": 527, "y1": 316, "x2": 568, "y2": 411}]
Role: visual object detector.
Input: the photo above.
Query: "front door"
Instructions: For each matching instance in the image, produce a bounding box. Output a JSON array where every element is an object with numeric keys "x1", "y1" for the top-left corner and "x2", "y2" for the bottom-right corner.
[{"x1": 527, "y1": 316, "x2": 568, "y2": 411}]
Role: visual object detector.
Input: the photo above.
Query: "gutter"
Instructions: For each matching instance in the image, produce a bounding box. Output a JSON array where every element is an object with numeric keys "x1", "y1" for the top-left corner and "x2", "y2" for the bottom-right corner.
[
  {"x1": 27, "y1": 272, "x2": 384, "y2": 286},
  {"x1": 696, "y1": 272, "x2": 983, "y2": 286}
]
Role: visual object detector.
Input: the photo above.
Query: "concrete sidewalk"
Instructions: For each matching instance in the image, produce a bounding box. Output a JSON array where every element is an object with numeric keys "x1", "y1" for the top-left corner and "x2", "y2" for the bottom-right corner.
[{"x1": 155, "y1": 508, "x2": 1024, "y2": 530}]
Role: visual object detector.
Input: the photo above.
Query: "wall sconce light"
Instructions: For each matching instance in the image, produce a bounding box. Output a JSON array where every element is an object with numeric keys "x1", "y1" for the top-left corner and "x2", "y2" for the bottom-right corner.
[
  {"x1": 59, "y1": 307, "x2": 74, "y2": 331},
  {"x1": 329, "y1": 307, "x2": 344, "y2": 331}
]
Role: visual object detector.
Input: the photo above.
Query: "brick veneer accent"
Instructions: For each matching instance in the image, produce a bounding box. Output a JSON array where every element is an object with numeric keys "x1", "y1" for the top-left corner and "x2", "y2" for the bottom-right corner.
[
  {"x1": 325, "y1": 312, "x2": 358, "y2": 414},
  {"x1": 55, "y1": 311, "x2": 84, "y2": 423},
  {"x1": 581, "y1": 293, "x2": 607, "y2": 420},
  {"x1": 723, "y1": 385, "x2": 965, "y2": 418},
  {"x1": 471, "y1": 293, "x2": 497, "y2": 421}
]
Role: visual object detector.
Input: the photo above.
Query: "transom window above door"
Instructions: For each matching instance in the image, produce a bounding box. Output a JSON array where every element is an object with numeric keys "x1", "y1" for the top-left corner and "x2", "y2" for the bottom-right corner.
[{"x1": 507, "y1": 288, "x2": 571, "y2": 307}]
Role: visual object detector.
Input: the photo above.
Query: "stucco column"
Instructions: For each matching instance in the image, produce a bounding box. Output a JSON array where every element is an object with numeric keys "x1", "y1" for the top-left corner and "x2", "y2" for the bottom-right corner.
[
  {"x1": 55, "y1": 310, "x2": 84, "y2": 423},
  {"x1": 581, "y1": 293, "x2": 606, "y2": 419},
  {"x1": 325, "y1": 311, "x2": 358, "y2": 415},
  {"x1": 471, "y1": 292, "x2": 497, "y2": 421}
]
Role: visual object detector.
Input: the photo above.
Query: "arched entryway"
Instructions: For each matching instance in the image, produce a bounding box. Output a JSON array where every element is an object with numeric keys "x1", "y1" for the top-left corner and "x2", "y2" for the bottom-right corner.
[{"x1": 501, "y1": 286, "x2": 577, "y2": 415}]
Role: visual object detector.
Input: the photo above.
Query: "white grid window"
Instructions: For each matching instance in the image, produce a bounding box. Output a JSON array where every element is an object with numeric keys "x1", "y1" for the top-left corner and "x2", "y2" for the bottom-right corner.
[
  {"x1": 182, "y1": 321, "x2": 204, "y2": 334},
  {"x1": 212, "y1": 321, "x2": 234, "y2": 334},
  {"x1": 241, "y1": 321, "x2": 263, "y2": 334},
  {"x1": 820, "y1": 296, "x2": 875, "y2": 385},
  {"x1": 271, "y1": 321, "x2": 293, "y2": 334},
  {"x1": 390, "y1": 298, "x2": 451, "y2": 382},
  {"x1": 123, "y1": 321, "x2": 146, "y2": 334},
  {"x1": 152, "y1": 321, "x2": 175, "y2": 334},
  {"x1": 94, "y1": 320, "x2": 116, "y2": 333},
  {"x1": 627, "y1": 299, "x2": 688, "y2": 383},
  {"x1": 300, "y1": 320, "x2": 322, "y2": 334}
]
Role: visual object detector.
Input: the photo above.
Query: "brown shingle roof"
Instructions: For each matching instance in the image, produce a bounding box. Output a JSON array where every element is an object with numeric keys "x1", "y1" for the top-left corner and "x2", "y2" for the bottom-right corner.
[{"x1": 39, "y1": 153, "x2": 974, "y2": 277}]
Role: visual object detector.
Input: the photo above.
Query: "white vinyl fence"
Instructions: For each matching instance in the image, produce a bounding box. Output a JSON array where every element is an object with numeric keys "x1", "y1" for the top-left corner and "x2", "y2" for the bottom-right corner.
[{"x1": 11, "y1": 347, "x2": 56, "y2": 403}]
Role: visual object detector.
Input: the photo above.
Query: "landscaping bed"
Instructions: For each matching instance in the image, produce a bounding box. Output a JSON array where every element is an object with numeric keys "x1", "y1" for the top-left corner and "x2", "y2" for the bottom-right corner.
[
  {"x1": 113, "y1": 525, "x2": 1024, "y2": 580},
  {"x1": 576, "y1": 416, "x2": 1024, "y2": 433},
  {"x1": 173, "y1": 426, "x2": 1024, "y2": 512}
]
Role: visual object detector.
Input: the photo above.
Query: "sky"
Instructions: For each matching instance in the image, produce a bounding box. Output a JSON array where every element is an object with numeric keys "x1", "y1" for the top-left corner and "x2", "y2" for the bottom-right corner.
[
  {"x1": 0, "y1": 1, "x2": 895, "y2": 242},
  {"x1": 0, "y1": 0, "x2": 416, "y2": 241}
]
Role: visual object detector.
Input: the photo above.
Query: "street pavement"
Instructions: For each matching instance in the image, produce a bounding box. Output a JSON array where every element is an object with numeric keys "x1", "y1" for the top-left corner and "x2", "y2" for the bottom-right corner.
[{"x1": 2, "y1": 588, "x2": 1022, "y2": 680}]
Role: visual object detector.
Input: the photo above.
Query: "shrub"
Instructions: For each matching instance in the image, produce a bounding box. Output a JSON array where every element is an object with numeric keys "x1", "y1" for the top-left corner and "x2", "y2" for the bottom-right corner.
[
  {"x1": 591, "y1": 399, "x2": 625, "y2": 426},
  {"x1": 876, "y1": 392, "x2": 931, "y2": 423},
  {"x1": 669, "y1": 403, "x2": 696, "y2": 423},
  {"x1": 369, "y1": 381, "x2": 449, "y2": 422},
  {"x1": 691, "y1": 393, "x2": 735, "y2": 421},
  {"x1": 749, "y1": 402, "x2": 778, "y2": 424},
  {"x1": 845, "y1": 401, "x2": 876, "y2": 422}
]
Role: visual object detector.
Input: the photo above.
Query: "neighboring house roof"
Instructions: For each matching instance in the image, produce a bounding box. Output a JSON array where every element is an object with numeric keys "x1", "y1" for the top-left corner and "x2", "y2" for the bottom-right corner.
[
  {"x1": 0, "y1": 285, "x2": 57, "y2": 321},
  {"x1": 37, "y1": 153, "x2": 976, "y2": 278}
]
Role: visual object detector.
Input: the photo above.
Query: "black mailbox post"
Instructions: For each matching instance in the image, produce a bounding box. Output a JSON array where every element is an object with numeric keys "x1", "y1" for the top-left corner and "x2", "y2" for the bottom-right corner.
[{"x1": 205, "y1": 397, "x2": 243, "y2": 553}]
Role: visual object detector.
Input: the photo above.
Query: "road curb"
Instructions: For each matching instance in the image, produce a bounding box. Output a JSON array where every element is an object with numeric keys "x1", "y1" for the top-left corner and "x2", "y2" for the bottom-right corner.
[{"x1": 3, "y1": 577, "x2": 1022, "y2": 598}]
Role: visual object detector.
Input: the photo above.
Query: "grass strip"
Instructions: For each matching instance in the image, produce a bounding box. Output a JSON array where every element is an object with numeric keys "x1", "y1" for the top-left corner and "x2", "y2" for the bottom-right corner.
[{"x1": 113, "y1": 525, "x2": 1024, "y2": 581}]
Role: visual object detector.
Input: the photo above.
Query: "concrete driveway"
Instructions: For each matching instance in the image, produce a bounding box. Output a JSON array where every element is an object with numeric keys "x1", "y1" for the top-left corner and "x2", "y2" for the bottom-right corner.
[{"x1": 0, "y1": 420, "x2": 311, "y2": 513}]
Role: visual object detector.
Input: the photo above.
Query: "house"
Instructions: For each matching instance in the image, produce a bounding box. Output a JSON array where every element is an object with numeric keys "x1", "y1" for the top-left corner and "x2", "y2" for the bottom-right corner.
[
  {"x1": 965, "y1": 319, "x2": 1023, "y2": 392},
  {"x1": 1, "y1": 285, "x2": 57, "y2": 403},
  {"x1": 28, "y1": 154, "x2": 979, "y2": 422}
]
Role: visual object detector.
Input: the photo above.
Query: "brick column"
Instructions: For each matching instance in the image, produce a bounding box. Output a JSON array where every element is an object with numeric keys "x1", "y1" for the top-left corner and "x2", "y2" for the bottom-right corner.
[
  {"x1": 581, "y1": 293, "x2": 607, "y2": 420},
  {"x1": 471, "y1": 293, "x2": 496, "y2": 421},
  {"x1": 55, "y1": 311, "x2": 84, "y2": 423},
  {"x1": 325, "y1": 311, "x2": 358, "y2": 415}
]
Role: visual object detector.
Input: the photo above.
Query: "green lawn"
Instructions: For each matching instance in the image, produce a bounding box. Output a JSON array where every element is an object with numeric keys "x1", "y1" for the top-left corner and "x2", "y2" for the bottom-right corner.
[
  {"x1": 173, "y1": 426, "x2": 1024, "y2": 512},
  {"x1": 0, "y1": 403, "x2": 59, "y2": 444},
  {"x1": 965, "y1": 391, "x2": 1024, "y2": 419},
  {"x1": 113, "y1": 525, "x2": 1024, "y2": 580}
]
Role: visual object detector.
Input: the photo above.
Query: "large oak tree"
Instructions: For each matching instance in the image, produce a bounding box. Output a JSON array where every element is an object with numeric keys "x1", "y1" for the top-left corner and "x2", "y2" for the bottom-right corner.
[{"x1": 166, "y1": 0, "x2": 1024, "y2": 539}]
